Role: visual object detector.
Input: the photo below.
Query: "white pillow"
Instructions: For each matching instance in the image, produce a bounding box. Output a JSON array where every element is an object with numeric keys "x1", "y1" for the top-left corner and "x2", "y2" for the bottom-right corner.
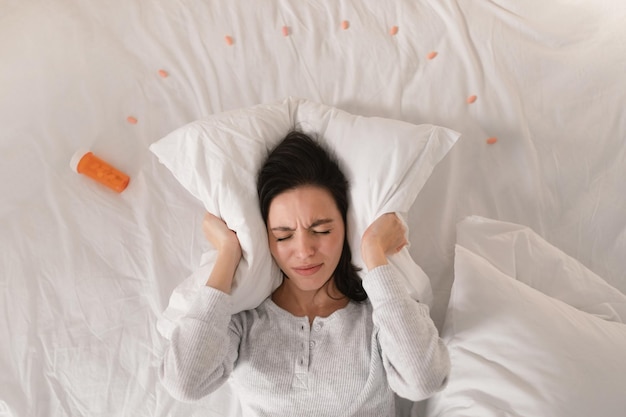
[
  {"x1": 424, "y1": 245, "x2": 626, "y2": 417},
  {"x1": 150, "y1": 97, "x2": 460, "y2": 339},
  {"x1": 456, "y1": 216, "x2": 626, "y2": 322}
]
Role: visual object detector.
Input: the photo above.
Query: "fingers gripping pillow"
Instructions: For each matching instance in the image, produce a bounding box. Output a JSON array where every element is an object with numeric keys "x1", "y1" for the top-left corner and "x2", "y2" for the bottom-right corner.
[{"x1": 150, "y1": 97, "x2": 460, "y2": 339}]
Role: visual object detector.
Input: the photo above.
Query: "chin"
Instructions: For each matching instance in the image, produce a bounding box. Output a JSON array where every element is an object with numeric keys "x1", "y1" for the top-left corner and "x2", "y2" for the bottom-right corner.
[{"x1": 287, "y1": 273, "x2": 332, "y2": 293}]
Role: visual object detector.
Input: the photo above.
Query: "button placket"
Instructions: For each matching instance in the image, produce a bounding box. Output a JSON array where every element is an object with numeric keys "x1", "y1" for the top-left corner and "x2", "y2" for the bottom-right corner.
[
  {"x1": 309, "y1": 319, "x2": 324, "y2": 354},
  {"x1": 296, "y1": 320, "x2": 309, "y2": 369},
  {"x1": 313, "y1": 318, "x2": 325, "y2": 330},
  {"x1": 292, "y1": 319, "x2": 310, "y2": 389}
]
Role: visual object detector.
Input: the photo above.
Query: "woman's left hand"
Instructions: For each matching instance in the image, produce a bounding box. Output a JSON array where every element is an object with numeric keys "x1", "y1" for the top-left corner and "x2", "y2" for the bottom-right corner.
[{"x1": 361, "y1": 213, "x2": 408, "y2": 270}]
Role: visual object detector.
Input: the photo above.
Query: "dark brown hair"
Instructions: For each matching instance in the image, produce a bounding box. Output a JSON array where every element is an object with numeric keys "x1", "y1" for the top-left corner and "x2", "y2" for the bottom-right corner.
[{"x1": 257, "y1": 130, "x2": 367, "y2": 302}]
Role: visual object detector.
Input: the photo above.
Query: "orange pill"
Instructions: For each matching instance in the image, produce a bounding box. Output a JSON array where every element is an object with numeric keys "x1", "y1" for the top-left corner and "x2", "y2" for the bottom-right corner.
[
  {"x1": 389, "y1": 25, "x2": 399, "y2": 35},
  {"x1": 225, "y1": 35, "x2": 234, "y2": 45},
  {"x1": 158, "y1": 69, "x2": 169, "y2": 78},
  {"x1": 427, "y1": 51, "x2": 438, "y2": 60},
  {"x1": 127, "y1": 116, "x2": 138, "y2": 124},
  {"x1": 467, "y1": 95, "x2": 477, "y2": 104},
  {"x1": 486, "y1": 137, "x2": 498, "y2": 145},
  {"x1": 282, "y1": 26, "x2": 290, "y2": 36},
  {"x1": 341, "y1": 20, "x2": 350, "y2": 30}
]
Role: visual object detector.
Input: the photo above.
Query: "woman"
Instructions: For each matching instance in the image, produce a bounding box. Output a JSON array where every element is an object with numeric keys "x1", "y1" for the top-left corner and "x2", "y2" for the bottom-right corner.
[{"x1": 160, "y1": 131, "x2": 450, "y2": 416}]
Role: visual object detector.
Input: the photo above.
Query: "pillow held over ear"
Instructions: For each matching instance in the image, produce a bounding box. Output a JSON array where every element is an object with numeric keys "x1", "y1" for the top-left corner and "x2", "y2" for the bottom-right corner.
[{"x1": 150, "y1": 97, "x2": 460, "y2": 339}]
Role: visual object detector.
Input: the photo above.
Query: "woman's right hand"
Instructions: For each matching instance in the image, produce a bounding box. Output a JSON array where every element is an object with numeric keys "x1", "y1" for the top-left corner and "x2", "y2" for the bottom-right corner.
[
  {"x1": 202, "y1": 212, "x2": 242, "y2": 258},
  {"x1": 202, "y1": 212, "x2": 242, "y2": 292}
]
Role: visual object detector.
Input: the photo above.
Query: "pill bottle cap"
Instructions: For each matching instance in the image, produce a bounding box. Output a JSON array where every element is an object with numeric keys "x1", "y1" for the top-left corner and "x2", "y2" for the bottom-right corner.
[{"x1": 70, "y1": 149, "x2": 91, "y2": 173}]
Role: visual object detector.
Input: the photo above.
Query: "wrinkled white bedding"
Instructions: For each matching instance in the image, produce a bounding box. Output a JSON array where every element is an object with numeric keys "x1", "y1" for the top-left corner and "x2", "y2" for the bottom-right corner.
[{"x1": 1, "y1": 0, "x2": 625, "y2": 416}]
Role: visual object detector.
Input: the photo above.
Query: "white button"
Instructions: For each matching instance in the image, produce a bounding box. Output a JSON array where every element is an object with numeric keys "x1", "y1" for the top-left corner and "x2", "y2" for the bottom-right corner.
[
  {"x1": 313, "y1": 323, "x2": 322, "y2": 331},
  {"x1": 309, "y1": 341, "x2": 316, "y2": 348}
]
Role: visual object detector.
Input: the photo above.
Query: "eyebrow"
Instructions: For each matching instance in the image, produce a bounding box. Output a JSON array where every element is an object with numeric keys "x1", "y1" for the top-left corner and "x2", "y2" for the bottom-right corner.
[{"x1": 270, "y1": 218, "x2": 335, "y2": 232}]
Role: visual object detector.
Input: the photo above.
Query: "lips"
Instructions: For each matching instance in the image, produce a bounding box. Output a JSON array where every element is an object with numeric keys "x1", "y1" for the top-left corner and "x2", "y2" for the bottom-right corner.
[{"x1": 293, "y1": 264, "x2": 323, "y2": 276}]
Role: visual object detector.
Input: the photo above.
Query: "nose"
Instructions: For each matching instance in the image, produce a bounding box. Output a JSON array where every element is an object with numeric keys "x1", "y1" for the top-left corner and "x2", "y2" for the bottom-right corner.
[{"x1": 294, "y1": 233, "x2": 315, "y2": 259}]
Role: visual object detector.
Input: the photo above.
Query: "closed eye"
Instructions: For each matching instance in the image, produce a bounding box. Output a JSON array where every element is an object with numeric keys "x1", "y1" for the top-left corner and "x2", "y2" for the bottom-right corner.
[{"x1": 274, "y1": 230, "x2": 330, "y2": 241}]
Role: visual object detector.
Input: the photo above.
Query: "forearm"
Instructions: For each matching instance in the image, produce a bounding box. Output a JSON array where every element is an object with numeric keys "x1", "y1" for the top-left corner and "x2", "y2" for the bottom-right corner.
[
  {"x1": 205, "y1": 249, "x2": 240, "y2": 294},
  {"x1": 363, "y1": 265, "x2": 450, "y2": 401},
  {"x1": 160, "y1": 287, "x2": 237, "y2": 401},
  {"x1": 201, "y1": 212, "x2": 241, "y2": 294}
]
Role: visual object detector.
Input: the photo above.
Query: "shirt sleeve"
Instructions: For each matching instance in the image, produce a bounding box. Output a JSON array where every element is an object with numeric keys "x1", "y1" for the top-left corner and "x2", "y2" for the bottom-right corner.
[
  {"x1": 159, "y1": 286, "x2": 241, "y2": 402},
  {"x1": 361, "y1": 264, "x2": 450, "y2": 401}
]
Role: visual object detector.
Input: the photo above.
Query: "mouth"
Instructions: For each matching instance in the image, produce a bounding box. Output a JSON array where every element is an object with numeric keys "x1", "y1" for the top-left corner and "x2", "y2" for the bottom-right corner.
[{"x1": 293, "y1": 264, "x2": 323, "y2": 276}]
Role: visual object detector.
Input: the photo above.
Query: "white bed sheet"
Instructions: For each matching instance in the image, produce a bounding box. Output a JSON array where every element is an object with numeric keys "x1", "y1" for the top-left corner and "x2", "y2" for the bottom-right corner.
[{"x1": 1, "y1": 0, "x2": 625, "y2": 416}]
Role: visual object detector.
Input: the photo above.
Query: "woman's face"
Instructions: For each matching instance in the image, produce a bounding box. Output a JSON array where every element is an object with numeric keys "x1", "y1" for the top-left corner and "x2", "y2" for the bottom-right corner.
[{"x1": 266, "y1": 185, "x2": 345, "y2": 293}]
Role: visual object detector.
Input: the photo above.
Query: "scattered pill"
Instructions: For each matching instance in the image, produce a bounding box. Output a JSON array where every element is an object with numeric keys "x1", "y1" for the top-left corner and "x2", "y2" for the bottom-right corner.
[
  {"x1": 389, "y1": 25, "x2": 399, "y2": 35},
  {"x1": 158, "y1": 69, "x2": 169, "y2": 78},
  {"x1": 225, "y1": 35, "x2": 234, "y2": 46},
  {"x1": 427, "y1": 51, "x2": 438, "y2": 60},
  {"x1": 126, "y1": 116, "x2": 138, "y2": 124},
  {"x1": 282, "y1": 26, "x2": 290, "y2": 36},
  {"x1": 341, "y1": 20, "x2": 350, "y2": 30},
  {"x1": 467, "y1": 95, "x2": 478, "y2": 104},
  {"x1": 486, "y1": 137, "x2": 498, "y2": 145}
]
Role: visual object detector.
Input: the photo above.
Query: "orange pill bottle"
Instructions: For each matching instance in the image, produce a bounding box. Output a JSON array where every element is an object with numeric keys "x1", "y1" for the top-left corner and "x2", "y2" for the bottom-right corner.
[{"x1": 70, "y1": 150, "x2": 130, "y2": 193}]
